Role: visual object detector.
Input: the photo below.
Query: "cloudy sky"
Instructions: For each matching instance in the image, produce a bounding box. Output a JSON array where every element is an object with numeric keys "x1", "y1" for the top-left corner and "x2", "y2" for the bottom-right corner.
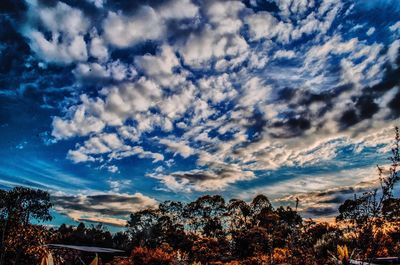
[{"x1": 1, "y1": 0, "x2": 400, "y2": 227}]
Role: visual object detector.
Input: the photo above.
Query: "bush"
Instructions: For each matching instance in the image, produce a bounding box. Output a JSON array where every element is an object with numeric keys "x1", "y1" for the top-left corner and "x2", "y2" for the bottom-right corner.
[{"x1": 130, "y1": 246, "x2": 172, "y2": 265}]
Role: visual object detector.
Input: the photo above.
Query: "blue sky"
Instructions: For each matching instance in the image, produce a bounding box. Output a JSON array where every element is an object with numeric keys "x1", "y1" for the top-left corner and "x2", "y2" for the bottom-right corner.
[{"x1": 0, "y1": 0, "x2": 400, "y2": 227}]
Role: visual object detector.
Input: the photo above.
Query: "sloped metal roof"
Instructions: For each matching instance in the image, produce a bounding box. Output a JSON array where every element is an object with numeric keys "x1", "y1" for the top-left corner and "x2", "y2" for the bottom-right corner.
[{"x1": 47, "y1": 244, "x2": 125, "y2": 253}]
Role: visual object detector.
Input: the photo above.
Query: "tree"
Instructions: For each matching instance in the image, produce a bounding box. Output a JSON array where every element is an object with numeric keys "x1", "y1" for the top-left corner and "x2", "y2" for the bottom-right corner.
[
  {"x1": 336, "y1": 127, "x2": 400, "y2": 260},
  {"x1": 0, "y1": 187, "x2": 52, "y2": 265},
  {"x1": 3, "y1": 224, "x2": 53, "y2": 265},
  {"x1": 130, "y1": 246, "x2": 171, "y2": 265},
  {"x1": 232, "y1": 226, "x2": 271, "y2": 260},
  {"x1": 113, "y1": 231, "x2": 131, "y2": 251},
  {"x1": 127, "y1": 209, "x2": 160, "y2": 247},
  {"x1": 184, "y1": 195, "x2": 226, "y2": 237},
  {"x1": 1, "y1": 187, "x2": 52, "y2": 225},
  {"x1": 227, "y1": 199, "x2": 251, "y2": 230}
]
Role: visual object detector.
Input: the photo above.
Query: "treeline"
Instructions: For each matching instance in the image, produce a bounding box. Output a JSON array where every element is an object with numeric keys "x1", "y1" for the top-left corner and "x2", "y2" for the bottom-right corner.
[
  {"x1": 124, "y1": 194, "x2": 334, "y2": 264},
  {"x1": 0, "y1": 128, "x2": 399, "y2": 264}
]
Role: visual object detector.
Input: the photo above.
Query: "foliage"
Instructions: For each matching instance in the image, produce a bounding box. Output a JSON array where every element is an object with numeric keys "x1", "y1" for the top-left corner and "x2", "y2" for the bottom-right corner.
[
  {"x1": 0, "y1": 187, "x2": 52, "y2": 265},
  {"x1": 336, "y1": 127, "x2": 400, "y2": 261},
  {"x1": 130, "y1": 246, "x2": 172, "y2": 265}
]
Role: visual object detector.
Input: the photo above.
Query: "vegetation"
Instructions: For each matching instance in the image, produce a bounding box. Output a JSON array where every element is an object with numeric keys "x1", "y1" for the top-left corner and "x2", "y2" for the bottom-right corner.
[{"x1": 0, "y1": 128, "x2": 399, "y2": 264}]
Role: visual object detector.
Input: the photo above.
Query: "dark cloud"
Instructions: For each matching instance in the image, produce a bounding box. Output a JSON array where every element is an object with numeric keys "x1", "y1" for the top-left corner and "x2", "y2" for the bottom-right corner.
[
  {"x1": 53, "y1": 193, "x2": 154, "y2": 216},
  {"x1": 105, "y1": 0, "x2": 169, "y2": 15},
  {"x1": 339, "y1": 109, "x2": 358, "y2": 129},
  {"x1": 297, "y1": 84, "x2": 352, "y2": 107},
  {"x1": 277, "y1": 87, "x2": 296, "y2": 101},
  {"x1": 172, "y1": 171, "x2": 215, "y2": 181},
  {"x1": 273, "y1": 55, "x2": 400, "y2": 134},
  {"x1": 37, "y1": 0, "x2": 58, "y2": 7},
  {"x1": 318, "y1": 196, "x2": 344, "y2": 204},
  {"x1": 245, "y1": 111, "x2": 268, "y2": 141},
  {"x1": 356, "y1": 94, "x2": 379, "y2": 120},
  {"x1": 305, "y1": 206, "x2": 337, "y2": 216},
  {"x1": 338, "y1": 93, "x2": 380, "y2": 130},
  {"x1": 388, "y1": 90, "x2": 400, "y2": 116},
  {"x1": 0, "y1": 0, "x2": 27, "y2": 20},
  {"x1": 371, "y1": 65, "x2": 400, "y2": 93},
  {"x1": 338, "y1": 63, "x2": 400, "y2": 130},
  {"x1": 271, "y1": 116, "x2": 311, "y2": 138},
  {"x1": 52, "y1": 193, "x2": 157, "y2": 226},
  {"x1": 294, "y1": 184, "x2": 375, "y2": 218},
  {"x1": 242, "y1": 0, "x2": 280, "y2": 13},
  {"x1": 315, "y1": 187, "x2": 357, "y2": 197},
  {"x1": 269, "y1": 84, "x2": 353, "y2": 138},
  {"x1": 0, "y1": 16, "x2": 30, "y2": 78},
  {"x1": 110, "y1": 42, "x2": 159, "y2": 63},
  {"x1": 171, "y1": 164, "x2": 243, "y2": 182}
]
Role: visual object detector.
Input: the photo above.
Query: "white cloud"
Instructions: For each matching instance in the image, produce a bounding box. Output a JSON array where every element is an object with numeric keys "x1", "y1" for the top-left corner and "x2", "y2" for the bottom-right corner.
[
  {"x1": 239, "y1": 77, "x2": 272, "y2": 108},
  {"x1": 66, "y1": 132, "x2": 164, "y2": 163},
  {"x1": 73, "y1": 61, "x2": 137, "y2": 81},
  {"x1": 66, "y1": 133, "x2": 124, "y2": 163},
  {"x1": 273, "y1": 50, "x2": 296, "y2": 59},
  {"x1": 108, "y1": 146, "x2": 164, "y2": 163},
  {"x1": 89, "y1": 34, "x2": 109, "y2": 61},
  {"x1": 103, "y1": 8, "x2": 163, "y2": 48},
  {"x1": 366, "y1": 27, "x2": 375, "y2": 36},
  {"x1": 157, "y1": 84, "x2": 195, "y2": 120},
  {"x1": 159, "y1": 139, "x2": 194, "y2": 158},
  {"x1": 53, "y1": 78, "x2": 163, "y2": 139},
  {"x1": 245, "y1": 0, "x2": 340, "y2": 44},
  {"x1": 198, "y1": 73, "x2": 238, "y2": 104},
  {"x1": 389, "y1": 21, "x2": 400, "y2": 32},
  {"x1": 245, "y1": 12, "x2": 292, "y2": 43},
  {"x1": 107, "y1": 165, "x2": 119, "y2": 174},
  {"x1": 178, "y1": 1, "x2": 248, "y2": 69},
  {"x1": 107, "y1": 179, "x2": 131, "y2": 192},
  {"x1": 179, "y1": 26, "x2": 248, "y2": 69},
  {"x1": 135, "y1": 45, "x2": 185, "y2": 87},
  {"x1": 29, "y1": 31, "x2": 88, "y2": 64},
  {"x1": 274, "y1": 0, "x2": 315, "y2": 18},
  {"x1": 37, "y1": 2, "x2": 89, "y2": 36},
  {"x1": 103, "y1": 0, "x2": 199, "y2": 48},
  {"x1": 388, "y1": 40, "x2": 400, "y2": 67},
  {"x1": 25, "y1": 2, "x2": 90, "y2": 64},
  {"x1": 86, "y1": 0, "x2": 104, "y2": 8},
  {"x1": 67, "y1": 150, "x2": 95, "y2": 163},
  {"x1": 52, "y1": 105, "x2": 105, "y2": 140},
  {"x1": 149, "y1": 163, "x2": 255, "y2": 192},
  {"x1": 158, "y1": 0, "x2": 199, "y2": 20}
]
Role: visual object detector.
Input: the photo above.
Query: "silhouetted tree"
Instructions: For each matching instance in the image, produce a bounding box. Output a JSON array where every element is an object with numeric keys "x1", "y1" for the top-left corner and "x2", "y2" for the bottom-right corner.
[
  {"x1": 184, "y1": 195, "x2": 226, "y2": 237},
  {"x1": 0, "y1": 187, "x2": 52, "y2": 265},
  {"x1": 227, "y1": 199, "x2": 251, "y2": 230},
  {"x1": 336, "y1": 127, "x2": 400, "y2": 260}
]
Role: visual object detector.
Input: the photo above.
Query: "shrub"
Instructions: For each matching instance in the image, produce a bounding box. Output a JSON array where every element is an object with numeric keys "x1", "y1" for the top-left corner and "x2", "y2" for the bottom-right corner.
[{"x1": 130, "y1": 246, "x2": 172, "y2": 265}]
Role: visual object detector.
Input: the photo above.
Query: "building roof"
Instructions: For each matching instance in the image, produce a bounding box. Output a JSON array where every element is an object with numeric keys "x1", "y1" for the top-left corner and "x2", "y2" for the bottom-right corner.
[{"x1": 47, "y1": 244, "x2": 125, "y2": 253}]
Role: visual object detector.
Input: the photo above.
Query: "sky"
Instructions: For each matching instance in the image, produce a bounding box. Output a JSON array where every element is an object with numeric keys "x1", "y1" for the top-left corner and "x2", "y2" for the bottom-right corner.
[{"x1": 0, "y1": 0, "x2": 400, "y2": 228}]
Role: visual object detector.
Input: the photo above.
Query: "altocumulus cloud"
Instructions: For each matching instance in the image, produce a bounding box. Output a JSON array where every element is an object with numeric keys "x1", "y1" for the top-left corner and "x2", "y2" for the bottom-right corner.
[
  {"x1": 45, "y1": 0, "x2": 400, "y2": 190},
  {"x1": 4, "y1": 0, "x2": 400, "y2": 221}
]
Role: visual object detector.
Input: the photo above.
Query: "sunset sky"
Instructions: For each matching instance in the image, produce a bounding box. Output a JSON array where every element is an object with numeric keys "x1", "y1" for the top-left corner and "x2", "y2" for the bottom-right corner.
[{"x1": 1, "y1": 0, "x2": 400, "y2": 227}]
